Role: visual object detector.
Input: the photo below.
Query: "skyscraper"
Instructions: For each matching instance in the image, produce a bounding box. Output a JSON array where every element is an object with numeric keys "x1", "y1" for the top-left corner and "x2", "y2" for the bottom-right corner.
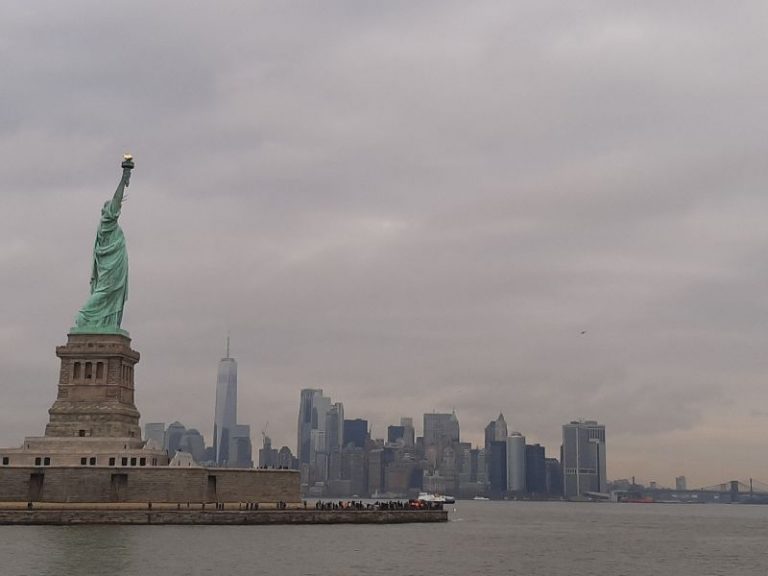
[
  {"x1": 387, "y1": 425, "x2": 406, "y2": 445},
  {"x1": 562, "y1": 420, "x2": 607, "y2": 499},
  {"x1": 488, "y1": 440, "x2": 507, "y2": 496},
  {"x1": 179, "y1": 428, "x2": 206, "y2": 463},
  {"x1": 400, "y1": 417, "x2": 415, "y2": 447},
  {"x1": 485, "y1": 413, "x2": 508, "y2": 496},
  {"x1": 297, "y1": 389, "x2": 342, "y2": 488},
  {"x1": 326, "y1": 402, "x2": 345, "y2": 455},
  {"x1": 484, "y1": 413, "x2": 508, "y2": 450},
  {"x1": 144, "y1": 422, "x2": 165, "y2": 450},
  {"x1": 298, "y1": 389, "x2": 323, "y2": 465},
  {"x1": 213, "y1": 338, "x2": 238, "y2": 466},
  {"x1": 525, "y1": 443, "x2": 547, "y2": 495},
  {"x1": 343, "y1": 418, "x2": 368, "y2": 449},
  {"x1": 423, "y1": 411, "x2": 460, "y2": 452},
  {"x1": 164, "y1": 421, "x2": 187, "y2": 456},
  {"x1": 230, "y1": 424, "x2": 253, "y2": 468},
  {"x1": 506, "y1": 432, "x2": 526, "y2": 493},
  {"x1": 259, "y1": 434, "x2": 278, "y2": 468}
]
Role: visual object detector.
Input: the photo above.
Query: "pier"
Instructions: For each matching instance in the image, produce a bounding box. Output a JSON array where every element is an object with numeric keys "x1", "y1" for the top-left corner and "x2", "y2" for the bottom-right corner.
[{"x1": 0, "y1": 502, "x2": 448, "y2": 525}]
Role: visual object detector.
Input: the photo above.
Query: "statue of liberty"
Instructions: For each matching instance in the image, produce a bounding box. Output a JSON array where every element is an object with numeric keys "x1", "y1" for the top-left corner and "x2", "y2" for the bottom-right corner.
[{"x1": 73, "y1": 155, "x2": 134, "y2": 333}]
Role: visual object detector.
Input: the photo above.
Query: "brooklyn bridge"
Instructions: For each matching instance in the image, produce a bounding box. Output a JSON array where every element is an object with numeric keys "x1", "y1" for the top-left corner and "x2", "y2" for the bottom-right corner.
[{"x1": 613, "y1": 479, "x2": 768, "y2": 504}]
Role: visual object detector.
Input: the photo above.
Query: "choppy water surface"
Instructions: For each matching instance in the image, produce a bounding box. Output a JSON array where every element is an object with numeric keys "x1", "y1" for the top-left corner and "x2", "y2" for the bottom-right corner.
[{"x1": 2, "y1": 502, "x2": 767, "y2": 575}]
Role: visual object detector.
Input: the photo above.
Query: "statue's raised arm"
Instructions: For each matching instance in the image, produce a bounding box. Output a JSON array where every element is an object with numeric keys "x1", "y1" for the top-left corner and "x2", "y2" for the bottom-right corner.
[
  {"x1": 103, "y1": 155, "x2": 134, "y2": 222},
  {"x1": 73, "y1": 155, "x2": 135, "y2": 334}
]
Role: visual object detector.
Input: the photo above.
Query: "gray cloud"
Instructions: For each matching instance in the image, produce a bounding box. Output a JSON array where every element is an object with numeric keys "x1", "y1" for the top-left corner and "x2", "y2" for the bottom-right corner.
[{"x1": 2, "y1": 1, "x2": 768, "y2": 486}]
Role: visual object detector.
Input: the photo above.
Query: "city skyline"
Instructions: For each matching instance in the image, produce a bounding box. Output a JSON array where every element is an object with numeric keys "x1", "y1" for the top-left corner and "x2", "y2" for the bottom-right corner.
[{"x1": 3, "y1": 2, "x2": 768, "y2": 488}]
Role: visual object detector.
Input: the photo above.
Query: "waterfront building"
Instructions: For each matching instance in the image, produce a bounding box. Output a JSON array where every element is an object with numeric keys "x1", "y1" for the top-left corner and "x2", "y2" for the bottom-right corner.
[
  {"x1": 525, "y1": 443, "x2": 547, "y2": 496},
  {"x1": 213, "y1": 340, "x2": 238, "y2": 466},
  {"x1": 676, "y1": 475, "x2": 687, "y2": 491},
  {"x1": 506, "y1": 433, "x2": 526, "y2": 493},
  {"x1": 562, "y1": 420, "x2": 607, "y2": 499},
  {"x1": 385, "y1": 458, "x2": 417, "y2": 497},
  {"x1": 368, "y1": 448, "x2": 384, "y2": 495},
  {"x1": 342, "y1": 445, "x2": 367, "y2": 496},
  {"x1": 545, "y1": 457, "x2": 563, "y2": 497},
  {"x1": 488, "y1": 440, "x2": 507, "y2": 496}
]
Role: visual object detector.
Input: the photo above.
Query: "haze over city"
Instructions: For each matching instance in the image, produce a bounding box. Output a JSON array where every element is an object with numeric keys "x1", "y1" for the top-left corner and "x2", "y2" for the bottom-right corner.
[{"x1": 3, "y1": 1, "x2": 768, "y2": 488}]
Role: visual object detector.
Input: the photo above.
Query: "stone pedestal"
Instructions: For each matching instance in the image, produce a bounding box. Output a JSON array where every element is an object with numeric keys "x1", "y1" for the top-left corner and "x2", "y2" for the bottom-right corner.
[{"x1": 45, "y1": 333, "x2": 142, "y2": 440}]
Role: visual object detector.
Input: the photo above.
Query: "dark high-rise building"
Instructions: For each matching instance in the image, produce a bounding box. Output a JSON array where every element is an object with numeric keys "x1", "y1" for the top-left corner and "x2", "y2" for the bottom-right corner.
[
  {"x1": 343, "y1": 418, "x2": 368, "y2": 449},
  {"x1": 488, "y1": 440, "x2": 507, "y2": 496},
  {"x1": 469, "y1": 448, "x2": 481, "y2": 483},
  {"x1": 484, "y1": 413, "x2": 508, "y2": 494},
  {"x1": 545, "y1": 458, "x2": 562, "y2": 497},
  {"x1": 324, "y1": 403, "x2": 345, "y2": 483},
  {"x1": 387, "y1": 425, "x2": 405, "y2": 444},
  {"x1": 562, "y1": 420, "x2": 607, "y2": 499},
  {"x1": 525, "y1": 443, "x2": 547, "y2": 495},
  {"x1": 342, "y1": 445, "x2": 367, "y2": 496}
]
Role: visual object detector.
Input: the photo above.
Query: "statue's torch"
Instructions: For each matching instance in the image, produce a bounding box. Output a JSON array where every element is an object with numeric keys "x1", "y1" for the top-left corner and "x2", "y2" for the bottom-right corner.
[{"x1": 121, "y1": 154, "x2": 134, "y2": 188}]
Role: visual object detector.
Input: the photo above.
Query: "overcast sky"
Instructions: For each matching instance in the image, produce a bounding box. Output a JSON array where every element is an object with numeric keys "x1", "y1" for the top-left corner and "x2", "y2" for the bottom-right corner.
[{"x1": 2, "y1": 1, "x2": 768, "y2": 487}]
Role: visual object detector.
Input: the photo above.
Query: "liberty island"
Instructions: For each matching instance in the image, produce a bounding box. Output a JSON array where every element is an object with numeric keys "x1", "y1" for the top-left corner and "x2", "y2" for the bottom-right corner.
[{"x1": 0, "y1": 156, "x2": 445, "y2": 525}]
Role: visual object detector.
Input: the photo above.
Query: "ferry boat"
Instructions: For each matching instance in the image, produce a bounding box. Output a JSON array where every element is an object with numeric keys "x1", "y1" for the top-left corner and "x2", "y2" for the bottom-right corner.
[{"x1": 418, "y1": 492, "x2": 455, "y2": 504}]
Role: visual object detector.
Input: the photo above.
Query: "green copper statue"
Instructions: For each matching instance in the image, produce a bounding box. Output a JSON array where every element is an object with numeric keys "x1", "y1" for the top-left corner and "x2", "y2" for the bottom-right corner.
[{"x1": 72, "y1": 155, "x2": 134, "y2": 334}]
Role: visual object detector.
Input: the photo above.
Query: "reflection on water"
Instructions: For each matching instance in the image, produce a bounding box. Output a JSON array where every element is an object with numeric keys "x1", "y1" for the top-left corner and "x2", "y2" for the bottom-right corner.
[
  {"x1": 3, "y1": 502, "x2": 768, "y2": 576},
  {"x1": 17, "y1": 526, "x2": 134, "y2": 576}
]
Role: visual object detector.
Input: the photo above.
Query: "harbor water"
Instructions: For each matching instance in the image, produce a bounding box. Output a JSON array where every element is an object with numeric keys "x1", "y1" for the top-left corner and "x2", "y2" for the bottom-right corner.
[{"x1": 2, "y1": 501, "x2": 766, "y2": 575}]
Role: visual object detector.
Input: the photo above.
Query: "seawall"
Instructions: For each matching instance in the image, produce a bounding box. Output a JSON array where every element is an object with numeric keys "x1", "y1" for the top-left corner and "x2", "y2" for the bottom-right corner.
[
  {"x1": 0, "y1": 466, "x2": 299, "y2": 504},
  {"x1": 0, "y1": 508, "x2": 448, "y2": 525}
]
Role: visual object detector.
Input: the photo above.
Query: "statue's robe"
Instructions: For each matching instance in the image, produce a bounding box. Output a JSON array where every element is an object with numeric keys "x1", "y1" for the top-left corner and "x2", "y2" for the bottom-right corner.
[{"x1": 75, "y1": 190, "x2": 128, "y2": 330}]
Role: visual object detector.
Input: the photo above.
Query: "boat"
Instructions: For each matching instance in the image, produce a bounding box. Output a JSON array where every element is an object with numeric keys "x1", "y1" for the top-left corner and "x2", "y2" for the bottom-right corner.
[
  {"x1": 472, "y1": 496, "x2": 490, "y2": 501},
  {"x1": 417, "y1": 492, "x2": 455, "y2": 504}
]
